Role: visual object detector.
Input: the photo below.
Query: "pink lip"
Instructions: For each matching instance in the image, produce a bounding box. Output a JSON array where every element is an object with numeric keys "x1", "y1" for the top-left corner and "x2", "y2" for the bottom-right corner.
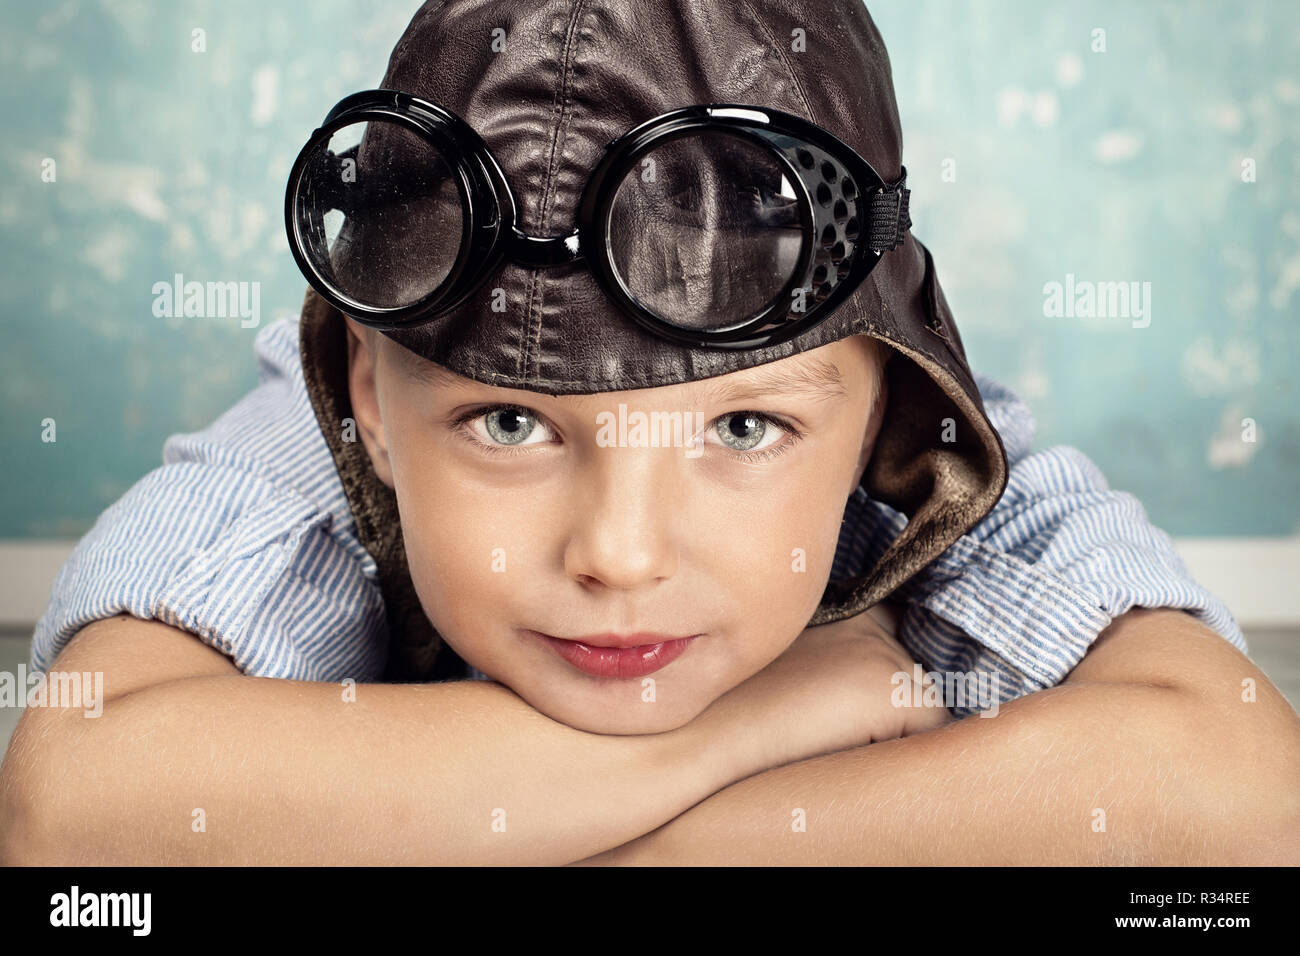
[{"x1": 523, "y1": 629, "x2": 701, "y2": 679}]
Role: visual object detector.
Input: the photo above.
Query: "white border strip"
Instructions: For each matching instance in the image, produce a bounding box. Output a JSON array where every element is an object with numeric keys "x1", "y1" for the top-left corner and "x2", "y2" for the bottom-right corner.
[
  {"x1": 0, "y1": 538, "x2": 1297, "y2": 629},
  {"x1": 1171, "y1": 537, "x2": 1300, "y2": 629},
  {"x1": 1, "y1": 541, "x2": 77, "y2": 629}
]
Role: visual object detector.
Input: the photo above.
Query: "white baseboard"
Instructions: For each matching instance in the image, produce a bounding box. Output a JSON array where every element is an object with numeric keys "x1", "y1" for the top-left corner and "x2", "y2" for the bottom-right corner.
[
  {"x1": 1168, "y1": 538, "x2": 1300, "y2": 629},
  {"x1": 1, "y1": 542, "x2": 79, "y2": 630},
  {"x1": 1, "y1": 537, "x2": 1298, "y2": 631}
]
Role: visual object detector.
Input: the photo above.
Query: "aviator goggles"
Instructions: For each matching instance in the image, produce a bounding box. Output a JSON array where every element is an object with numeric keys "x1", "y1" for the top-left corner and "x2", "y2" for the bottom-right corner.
[{"x1": 284, "y1": 89, "x2": 912, "y2": 350}]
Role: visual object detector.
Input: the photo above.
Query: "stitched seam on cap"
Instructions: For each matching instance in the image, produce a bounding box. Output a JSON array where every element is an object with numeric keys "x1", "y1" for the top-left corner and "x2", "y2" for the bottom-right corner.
[
  {"x1": 539, "y1": 0, "x2": 589, "y2": 233},
  {"x1": 523, "y1": 0, "x2": 591, "y2": 382},
  {"x1": 738, "y1": 0, "x2": 815, "y2": 121}
]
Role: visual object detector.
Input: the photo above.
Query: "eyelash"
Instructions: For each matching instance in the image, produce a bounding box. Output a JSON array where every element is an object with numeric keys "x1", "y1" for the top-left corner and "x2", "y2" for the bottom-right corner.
[{"x1": 450, "y1": 403, "x2": 804, "y2": 463}]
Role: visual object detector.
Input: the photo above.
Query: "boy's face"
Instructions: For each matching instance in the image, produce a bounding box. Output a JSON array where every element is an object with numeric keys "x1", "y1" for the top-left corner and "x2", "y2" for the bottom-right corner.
[{"x1": 345, "y1": 317, "x2": 888, "y2": 734}]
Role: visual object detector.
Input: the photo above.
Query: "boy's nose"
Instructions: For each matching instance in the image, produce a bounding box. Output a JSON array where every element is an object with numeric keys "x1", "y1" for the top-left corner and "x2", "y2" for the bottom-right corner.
[{"x1": 563, "y1": 447, "x2": 683, "y2": 592}]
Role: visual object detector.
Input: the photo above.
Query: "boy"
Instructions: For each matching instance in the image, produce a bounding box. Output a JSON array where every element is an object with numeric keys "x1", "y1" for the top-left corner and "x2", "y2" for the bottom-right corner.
[{"x1": 3, "y1": 0, "x2": 1296, "y2": 866}]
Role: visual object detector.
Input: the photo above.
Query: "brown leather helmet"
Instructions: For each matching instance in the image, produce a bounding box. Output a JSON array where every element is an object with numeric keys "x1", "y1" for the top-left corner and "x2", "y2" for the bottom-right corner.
[{"x1": 294, "y1": 0, "x2": 1008, "y2": 680}]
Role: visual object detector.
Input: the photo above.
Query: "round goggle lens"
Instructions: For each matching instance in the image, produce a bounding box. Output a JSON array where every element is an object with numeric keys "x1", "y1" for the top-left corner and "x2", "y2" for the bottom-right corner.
[
  {"x1": 295, "y1": 118, "x2": 464, "y2": 310},
  {"x1": 606, "y1": 131, "x2": 805, "y2": 333}
]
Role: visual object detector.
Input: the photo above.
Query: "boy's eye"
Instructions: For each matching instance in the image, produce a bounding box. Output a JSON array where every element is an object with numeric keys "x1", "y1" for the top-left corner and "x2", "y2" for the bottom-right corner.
[
  {"x1": 471, "y1": 406, "x2": 553, "y2": 446},
  {"x1": 458, "y1": 404, "x2": 795, "y2": 460},
  {"x1": 707, "y1": 412, "x2": 785, "y2": 453}
]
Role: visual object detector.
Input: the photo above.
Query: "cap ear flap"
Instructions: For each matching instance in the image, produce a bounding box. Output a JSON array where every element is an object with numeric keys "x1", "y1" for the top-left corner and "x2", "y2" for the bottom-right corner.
[
  {"x1": 299, "y1": 287, "x2": 447, "y2": 679},
  {"x1": 809, "y1": 334, "x2": 1007, "y2": 626}
]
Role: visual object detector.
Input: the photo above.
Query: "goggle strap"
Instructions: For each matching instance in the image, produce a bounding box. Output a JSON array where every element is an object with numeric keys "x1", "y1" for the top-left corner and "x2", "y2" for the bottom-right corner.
[{"x1": 865, "y1": 171, "x2": 911, "y2": 253}]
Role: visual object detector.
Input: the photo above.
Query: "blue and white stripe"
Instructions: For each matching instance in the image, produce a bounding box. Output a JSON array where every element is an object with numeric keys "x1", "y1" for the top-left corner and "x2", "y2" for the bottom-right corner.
[
  {"x1": 32, "y1": 317, "x2": 1246, "y2": 715},
  {"x1": 31, "y1": 317, "x2": 389, "y2": 682},
  {"x1": 831, "y1": 374, "x2": 1246, "y2": 715}
]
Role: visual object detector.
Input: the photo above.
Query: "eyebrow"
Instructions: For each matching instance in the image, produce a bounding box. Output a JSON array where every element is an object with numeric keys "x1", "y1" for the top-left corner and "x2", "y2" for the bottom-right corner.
[{"x1": 695, "y1": 356, "x2": 847, "y2": 406}]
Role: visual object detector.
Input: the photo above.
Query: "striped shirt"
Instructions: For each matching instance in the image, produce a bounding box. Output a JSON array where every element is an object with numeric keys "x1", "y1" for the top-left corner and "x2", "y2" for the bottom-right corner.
[{"x1": 31, "y1": 317, "x2": 1246, "y2": 717}]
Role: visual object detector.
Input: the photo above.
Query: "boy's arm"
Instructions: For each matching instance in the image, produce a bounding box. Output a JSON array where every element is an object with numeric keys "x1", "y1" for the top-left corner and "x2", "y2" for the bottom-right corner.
[
  {"x1": 0, "y1": 615, "x2": 744, "y2": 866},
  {"x1": 577, "y1": 608, "x2": 1300, "y2": 865},
  {"x1": 1, "y1": 607, "x2": 942, "y2": 866}
]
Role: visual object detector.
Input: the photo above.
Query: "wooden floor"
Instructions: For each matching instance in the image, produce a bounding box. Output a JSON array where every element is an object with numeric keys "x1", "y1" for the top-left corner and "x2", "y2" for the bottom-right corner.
[{"x1": 1, "y1": 627, "x2": 1298, "y2": 758}]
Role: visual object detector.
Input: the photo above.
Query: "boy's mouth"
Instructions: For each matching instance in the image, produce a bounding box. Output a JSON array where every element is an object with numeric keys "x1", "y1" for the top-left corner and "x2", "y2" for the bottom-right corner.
[{"x1": 520, "y1": 629, "x2": 702, "y2": 679}]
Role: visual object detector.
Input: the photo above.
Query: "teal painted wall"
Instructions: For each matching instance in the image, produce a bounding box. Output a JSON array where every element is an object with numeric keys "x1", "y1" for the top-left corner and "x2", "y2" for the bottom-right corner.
[{"x1": 1, "y1": 0, "x2": 1296, "y2": 538}]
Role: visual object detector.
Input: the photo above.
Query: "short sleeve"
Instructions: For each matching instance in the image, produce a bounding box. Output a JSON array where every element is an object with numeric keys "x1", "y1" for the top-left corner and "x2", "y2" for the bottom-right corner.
[
  {"x1": 30, "y1": 318, "x2": 388, "y2": 683},
  {"x1": 834, "y1": 371, "x2": 1247, "y2": 718}
]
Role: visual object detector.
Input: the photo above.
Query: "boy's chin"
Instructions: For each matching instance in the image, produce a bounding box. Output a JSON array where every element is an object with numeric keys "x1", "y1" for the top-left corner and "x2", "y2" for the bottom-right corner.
[{"x1": 519, "y1": 687, "x2": 710, "y2": 737}]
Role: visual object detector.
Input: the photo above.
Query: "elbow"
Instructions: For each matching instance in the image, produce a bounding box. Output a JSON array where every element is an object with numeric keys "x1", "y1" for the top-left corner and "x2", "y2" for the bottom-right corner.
[
  {"x1": 1223, "y1": 790, "x2": 1300, "y2": 865},
  {"x1": 0, "y1": 711, "x2": 77, "y2": 866},
  {"x1": 1259, "y1": 812, "x2": 1300, "y2": 865},
  {"x1": 1242, "y1": 747, "x2": 1300, "y2": 865},
  {"x1": 0, "y1": 773, "x2": 42, "y2": 866},
  {"x1": 1195, "y1": 698, "x2": 1300, "y2": 865}
]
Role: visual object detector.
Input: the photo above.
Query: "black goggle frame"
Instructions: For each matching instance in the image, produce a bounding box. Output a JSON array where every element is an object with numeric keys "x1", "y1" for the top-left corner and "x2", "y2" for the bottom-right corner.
[{"x1": 285, "y1": 89, "x2": 911, "y2": 350}]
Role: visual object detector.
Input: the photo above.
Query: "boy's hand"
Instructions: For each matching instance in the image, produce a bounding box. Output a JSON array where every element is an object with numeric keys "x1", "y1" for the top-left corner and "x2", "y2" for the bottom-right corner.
[{"x1": 687, "y1": 605, "x2": 953, "y2": 782}]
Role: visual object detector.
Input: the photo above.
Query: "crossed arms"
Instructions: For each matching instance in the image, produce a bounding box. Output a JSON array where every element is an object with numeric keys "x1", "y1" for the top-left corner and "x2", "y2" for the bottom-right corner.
[{"x1": 3, "y1": 605, "x2": 1297, "y2": 865}]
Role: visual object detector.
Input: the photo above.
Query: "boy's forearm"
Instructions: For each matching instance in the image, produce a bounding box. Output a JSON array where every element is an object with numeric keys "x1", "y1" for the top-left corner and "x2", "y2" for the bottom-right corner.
[
  {"x1": 3, "y1": 675, "x2": 731, "y2": 866},
  {"x1": 582, "y1": 681, "x2": 1300, "y2": 865}
]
